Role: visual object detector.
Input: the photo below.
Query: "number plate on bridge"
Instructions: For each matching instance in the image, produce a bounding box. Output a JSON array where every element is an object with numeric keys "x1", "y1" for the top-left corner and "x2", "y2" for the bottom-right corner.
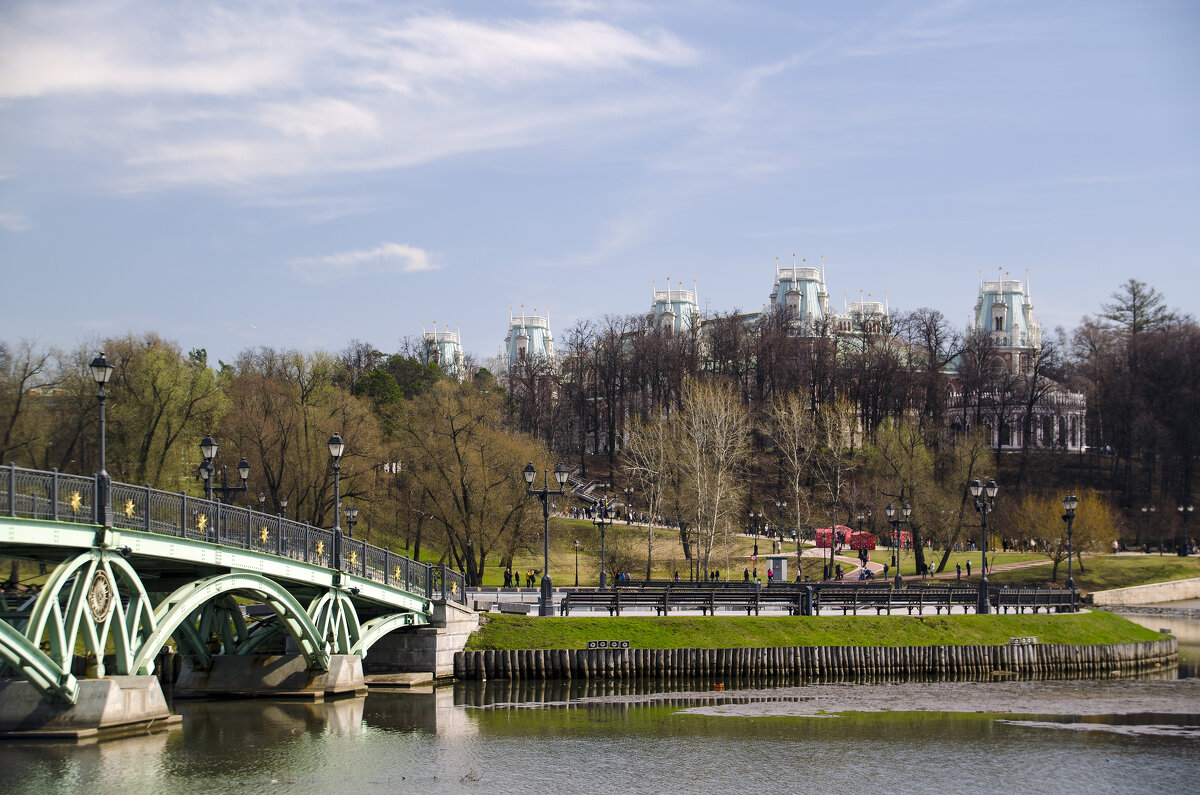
[{"x1": 587, "y1": 640, "x2": 630, "y2": 649}]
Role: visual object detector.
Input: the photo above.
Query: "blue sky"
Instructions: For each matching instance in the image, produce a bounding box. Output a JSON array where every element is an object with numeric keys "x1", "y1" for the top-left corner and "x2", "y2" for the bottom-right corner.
[{"x1": 2, "y1": 0, "x2": 1197, "y2": 365}]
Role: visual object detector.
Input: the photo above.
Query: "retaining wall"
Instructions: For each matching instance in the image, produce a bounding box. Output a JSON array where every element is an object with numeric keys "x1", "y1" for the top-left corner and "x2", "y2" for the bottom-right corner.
[
  {"x1": 454, "y1": 638, "x2": 1177, "y2": 681},
  {"x1": 1089, "y1": 577, "x2": 1200, "y2": 606}
]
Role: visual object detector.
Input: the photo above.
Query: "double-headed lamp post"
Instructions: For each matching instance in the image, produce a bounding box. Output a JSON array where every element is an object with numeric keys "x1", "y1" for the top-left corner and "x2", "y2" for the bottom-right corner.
[
  {"x1": 345, "y1": 503, "x2": 359, "y2": 538},
  {"x1": 1178, "y1": 504, "x2": 1193, "y2": 556},
  {"x1": 1062, "y1": 494, "x2": 1078, "y2": 610},
  {"x1": 885, "y1": 502, "x2": 911, "y2": 589},
  {"x1": 574, "y1": 539, "x2": 580, "y2": 587},
  {"x1": 969, "y1": 479, "x2": 999, "y2": 614},
  {"x1": 89, "y1": 352, "x2": 115, "y2": 531},
  {"x1": 198, "y1": 434, "x2": 250, "y2": 504},
  {"x1": 329, "y1": 433, "x2": 345, "y2": 572},
  {"x1": 524, "y1": 461, "x2": 570, "y2": 616},
  {"x1": 594, "y1": 495, "x2": 615, "y2": 589}
]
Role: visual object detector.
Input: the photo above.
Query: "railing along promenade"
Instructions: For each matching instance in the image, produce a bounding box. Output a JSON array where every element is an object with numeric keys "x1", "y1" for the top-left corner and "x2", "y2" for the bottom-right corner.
[
  {"x1": 557, "y1": 580, "x2": 1077, "y2": 616},
  {"x1": 2, "y1": 464, "x2": 466, "y2": 606}
]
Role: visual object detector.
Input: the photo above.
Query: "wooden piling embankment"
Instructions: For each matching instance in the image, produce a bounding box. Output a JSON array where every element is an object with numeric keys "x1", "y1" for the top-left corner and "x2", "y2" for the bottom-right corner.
[{"x1": 454, "y1": 638, "x2": 1177, "y2": 681}]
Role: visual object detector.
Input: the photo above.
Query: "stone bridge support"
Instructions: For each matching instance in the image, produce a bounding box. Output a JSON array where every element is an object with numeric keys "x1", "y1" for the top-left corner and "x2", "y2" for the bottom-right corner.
[{"x1": 363, "y1": 601, "x2": 479, "y2": 682}]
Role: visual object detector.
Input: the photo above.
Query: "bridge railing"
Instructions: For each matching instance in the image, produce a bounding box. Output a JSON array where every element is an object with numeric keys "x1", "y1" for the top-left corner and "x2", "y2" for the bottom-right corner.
[{"x1": 3, "y1": 463, "x2": 467, "y2": 606}]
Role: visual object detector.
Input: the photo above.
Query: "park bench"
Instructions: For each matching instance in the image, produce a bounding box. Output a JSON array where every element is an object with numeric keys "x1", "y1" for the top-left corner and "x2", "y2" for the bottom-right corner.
[
  {"x1": 812, "y1": 587, "x2": 893, "y2": 615},
  {"x1": 558, "y1": 590, "x2": 663, "y2": 616},
  {"x1": 997, "y1": 588, "x2": 1075, "y2": 613}
]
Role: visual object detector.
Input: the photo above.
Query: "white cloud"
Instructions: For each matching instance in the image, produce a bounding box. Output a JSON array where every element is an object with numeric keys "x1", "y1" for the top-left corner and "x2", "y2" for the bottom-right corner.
[
  {"x1": 289, "y1": 243, "x2": 437, "y2": 283},
  {"x1": 0, "y1": 212, "x2": 31, "y2": 231},
  {"x1": 0, "y1": 2, "x2": 699, "y2": 191}
]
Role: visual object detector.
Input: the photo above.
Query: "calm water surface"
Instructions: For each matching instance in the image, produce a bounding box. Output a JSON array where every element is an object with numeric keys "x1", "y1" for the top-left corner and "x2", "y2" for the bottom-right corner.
[
  {"x1": 3, "y1": 680, "x2": 1198, "y2": 795},
  {"x1": 2, "y1": 626, "x2": 1199, "y2": 795}
]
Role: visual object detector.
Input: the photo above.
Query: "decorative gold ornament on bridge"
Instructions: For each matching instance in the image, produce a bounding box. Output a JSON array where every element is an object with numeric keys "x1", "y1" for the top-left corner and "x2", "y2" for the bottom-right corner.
[
  {"x1": 393, "y1": 565, "x2": 401, "y2": 581},
  {"x1": 124, "y1": 499, "x2": 135, "y2": 518},
  {"x1": 349, "y1": 551, "x2": 358, "y2": 566},
  {"x1": 197, "y1": 513, "x2": 208, "y2": 532},
  {"x1": 259, "y1": 527, "x2": 269, "y2": 544},
  {"x1": 316, "y1": 539, "x2": 325, "y2": 557},
  {"x1": 69, "y1": 491, "x2": 82, "y2": 512},
  {"x1": 450, "y1": 581, "x2": 458, "y2": 596},
  {"x1": 87, "y1": 570, "x2": 113, "y2": 623}
]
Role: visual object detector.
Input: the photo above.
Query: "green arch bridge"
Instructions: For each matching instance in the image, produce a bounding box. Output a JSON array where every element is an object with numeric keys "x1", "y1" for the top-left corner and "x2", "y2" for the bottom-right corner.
[{"x1": 0, "y1": 464, "x2": 465, "y2": 706}]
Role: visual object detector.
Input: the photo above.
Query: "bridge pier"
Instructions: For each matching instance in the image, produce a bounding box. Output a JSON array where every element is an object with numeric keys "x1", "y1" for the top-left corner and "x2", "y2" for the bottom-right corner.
[
  {"x1": 173, "y1": 654, "x2": 367, "y2": 701},
  {"x1": 363, "y1": 601, "x2": 479, "y2": 683},
  {"x1": 0, "y1": 675, "x2": 179, "y2": 739}
]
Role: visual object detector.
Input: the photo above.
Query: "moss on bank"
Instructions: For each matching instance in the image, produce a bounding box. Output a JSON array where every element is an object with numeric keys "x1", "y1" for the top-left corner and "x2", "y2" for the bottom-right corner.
[{"x1": 465, "y1": 610, "x2": 1162, "y2": 651}]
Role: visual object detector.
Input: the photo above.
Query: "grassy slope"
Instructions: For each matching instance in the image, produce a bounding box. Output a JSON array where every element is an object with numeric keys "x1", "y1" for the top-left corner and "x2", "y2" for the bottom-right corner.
[
  {"x1": 987, "y1": 554, "x2": 1200, "y2": 592},
  {"x1": 465, "y1": 610, "x2": 1161, "y2": 651}
]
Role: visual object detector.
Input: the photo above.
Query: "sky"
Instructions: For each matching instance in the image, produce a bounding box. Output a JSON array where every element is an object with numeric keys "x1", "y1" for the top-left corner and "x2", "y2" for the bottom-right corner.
[{"x1": 1, "y1": 0, "x2": 1197, "y2": 365}]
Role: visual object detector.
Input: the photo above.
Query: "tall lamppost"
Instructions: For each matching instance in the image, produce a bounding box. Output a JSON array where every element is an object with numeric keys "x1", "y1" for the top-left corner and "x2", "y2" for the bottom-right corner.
[
  {"x1": 329, "y1": 433, "x2": 345, "y2": 573},
  {"x1": 198, "y1": 434, "x2": 250, "y2": 504},
  {"x1": 344, "y1": 503, "x2": 359, "y2": 538},
  {"x1": 885, "y1": 502, "x2": 911, "y2": 589},
  {"x1": 574, "y1": 539, "x2": 580, "y2": 587},
  {"x1": 258, "y1": 492, "x2": 266, "y2": 512},
  {"x1": 524, "y1": 461, "x2": 570, "y2": 616},
  {"x1": 1142, "y1": 505, "x2": 1159, "y2": 554},
  {"x1": 749, "y1": 511, "x2": 763, "y2": 560},
  {"x1": 775, "y1": 500, "x2": 788, "y2": 552},
  {"x1": 593, "y1": 495, "x2": 615, "y2": 590},
  {"x1": 855, "y1": 508, "x2": 872, "y2": 568},
  {"x1": 969, "y1": 479, "x2": 998, "y2": 614},
  {"x1": 623, "y1": 486, "x2": 634, "y2": 524},
  {"x1": 791, "y1": 529, "x2": 800, "y2": 578},
  {"x1": 1178, "y1": 504, "x2": 1194, "y2": 556},
  {"x1": 279, "y1": 496, "x2": 288, "y2": 519},
  {"x1": 89, "y1": 352, "x2": 115, "y2": 531},
  {"x1": 1062, "y1": 493, "x2": 1078, "y2": 610}
]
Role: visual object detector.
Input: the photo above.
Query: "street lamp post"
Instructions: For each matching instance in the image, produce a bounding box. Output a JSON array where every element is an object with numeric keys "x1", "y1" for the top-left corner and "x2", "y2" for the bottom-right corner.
[
  {"x1": 623, "y1": 486, "x2": 634, "y2": 524},
  {"x1": 791, "y1": 529, "x2": 800, "y2": 579},
  {"x1": 524, "y1": 461, "x2": 570, "y2": 616},
  {"x1": 1177, "y1": 504, "x2": 1194, "y2": 556},
  {"x1": 329, "y1": 433, "x2": 345, "y2": 573},
  {"x1": 969, "y1": 479, "x2": 998, "y2": 614},
  {"x1": 574, "y1": 539, "x2": 580, "y2": 587},
  {"x1": 258, "y1": 492, "x2": 266, "y2": 512},
  {"x1": 1062, "y1": 494, "x2": 1078, "y2": 610},
  {"x1": 593, "y1": 495, "x2": 614, "y2": 590},
  {"x1": 89, "y1": 352, "x2": 115, "y2": 533},
  {"x1": 198, "y1": 434, "x2": 250, "y2": 504},
  {"x1": 344, "y1": 503, "x2": 359, "y2": 538},
  {"x1": 279, "y1": 496, "x2": 288, "y2": 519},
  {"x1": 749, "y1": 511, "x2": 763, "y2": 560},
  {"x1": 885, "y1": 503, "x2": 911, "y2": 589}
]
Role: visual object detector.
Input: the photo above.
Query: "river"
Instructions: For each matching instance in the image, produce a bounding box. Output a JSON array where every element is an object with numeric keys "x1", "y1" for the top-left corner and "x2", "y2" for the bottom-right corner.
[{"x1": 2, "y1": 628, "x2": 1199, "y2": 794}]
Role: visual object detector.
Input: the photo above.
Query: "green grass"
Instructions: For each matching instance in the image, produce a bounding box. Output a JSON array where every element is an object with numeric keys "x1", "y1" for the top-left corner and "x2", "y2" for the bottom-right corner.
[
  {"x1": 987, "y1": 553, "x2": 1200, "y2": 592},
  {"x1": 477, "y1": 519, "x2": 765, "y2": 587},
  {"x1": 867, "y1": 549, "x2": 1042, "y2": 577},
  {"x1": 464, "y1": 610, "x2": 1162, "y2": 651}
]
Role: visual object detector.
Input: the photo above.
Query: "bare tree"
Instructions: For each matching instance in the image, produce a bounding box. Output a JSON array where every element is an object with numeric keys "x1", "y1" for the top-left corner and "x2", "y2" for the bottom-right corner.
[
  {"x1": 623, "y1": 413, "x2": 674, "y2": 580},
  {"x1": 676, "y1": 378, "x2": 751, "y2": 575},
  {"x1": 767, "y1": 392, "x2": 817, "y2": 540}
]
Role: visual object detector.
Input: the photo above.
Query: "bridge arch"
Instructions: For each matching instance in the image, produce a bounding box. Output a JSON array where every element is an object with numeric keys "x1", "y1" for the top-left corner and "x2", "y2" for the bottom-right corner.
[
  {"x1": 131, "y1": 573, "x2": 331, "y2": 675},
  {"x1": 22, "y1": 550, "x2": 157, "y2": 680},
  {"x1": 349, "y1": 612, "x2": 425, "y2": 657}
]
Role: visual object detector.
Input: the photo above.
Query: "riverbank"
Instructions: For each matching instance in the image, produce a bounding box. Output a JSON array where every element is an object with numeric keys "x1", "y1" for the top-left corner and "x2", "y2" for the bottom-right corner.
[
  {"x1": 457, "y1": 612, "x2": 1174, "y2": 682},
  {"x1": 465, "y1": 610, "x2": 1162, "y2": 651}
]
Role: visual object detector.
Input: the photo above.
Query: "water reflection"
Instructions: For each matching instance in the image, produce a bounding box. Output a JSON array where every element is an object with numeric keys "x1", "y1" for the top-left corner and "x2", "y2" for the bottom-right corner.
[{"x1": 3, "y1": 679, "x2": 1199, "y2": 795}]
